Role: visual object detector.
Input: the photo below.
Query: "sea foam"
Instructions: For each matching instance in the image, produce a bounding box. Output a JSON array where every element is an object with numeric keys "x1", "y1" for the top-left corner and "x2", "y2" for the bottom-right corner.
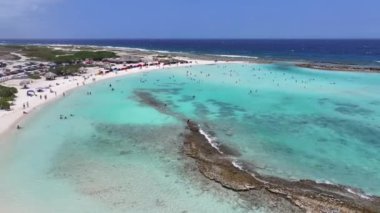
[{"x1": 198, "y1": 127, "x2": 223, "y2": 154}]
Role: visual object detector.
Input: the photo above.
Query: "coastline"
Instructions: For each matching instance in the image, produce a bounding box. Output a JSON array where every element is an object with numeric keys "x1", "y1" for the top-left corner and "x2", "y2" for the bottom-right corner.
[
  {"x1": 3, "y1": 42, "x2": 380, "y2": 73},
  {"x1": 0, "y1": 59, "x2": 219, "y2": 138},
  {"x1": 65, "y1": 44, "x2": 380, "y2": 73}
]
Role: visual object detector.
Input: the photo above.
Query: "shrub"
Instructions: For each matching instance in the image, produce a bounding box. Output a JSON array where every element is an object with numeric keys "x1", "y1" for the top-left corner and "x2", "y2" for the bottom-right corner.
[
  {"x1": 27, "y1": 73, "x2": 41, "y2": 79},
  {"x1": 0, "y1": 85, "x2": 17, "y2": 99},
  {"x1": 0, "y1": 99, "x2": 11, "y2": 110},
  {"x1": 0, "y1": 85, "x2": 17, "y2": 110}
]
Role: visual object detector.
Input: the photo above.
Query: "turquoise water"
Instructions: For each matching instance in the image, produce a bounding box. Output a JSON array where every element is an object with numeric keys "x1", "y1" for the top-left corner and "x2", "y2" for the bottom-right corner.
[{"x1": 1, "y1": 63, "x2": 380, "y2": 212}]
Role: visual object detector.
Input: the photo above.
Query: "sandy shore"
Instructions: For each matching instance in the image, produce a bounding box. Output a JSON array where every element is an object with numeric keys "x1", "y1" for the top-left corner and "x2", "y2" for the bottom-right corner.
[{"x1": 0, "y1": 59, "x2": 218, "y2": 137}]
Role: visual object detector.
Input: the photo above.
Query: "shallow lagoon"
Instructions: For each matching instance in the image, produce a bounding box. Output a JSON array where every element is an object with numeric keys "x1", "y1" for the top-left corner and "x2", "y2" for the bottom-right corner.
[{"x1": 1, "y1": 63, "x2": 380, "y2": 212}]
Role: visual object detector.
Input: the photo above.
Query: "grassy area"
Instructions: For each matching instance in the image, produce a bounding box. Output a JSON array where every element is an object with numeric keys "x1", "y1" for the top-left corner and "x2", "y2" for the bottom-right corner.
[
  {"x1": 0, "y1": 85, "x2": 18, "y2": 110},
  {"x1": 27, "y1": 73, "x2": 41, "y2": 79},
  {"x1": 49, "y1": 64, "x2": 82, "y2": 76},
  {"x1": 0, "y1": 45, "x2": 22, "y2": 60},
  {"x1": 54, "y1": 51, "x2": 117, "y2": 64},
  {"x1": 21, "y1": 46, "x2": 65, "y2": 61},
  {"x1": 1, "y1": 45, "x2": 118, "y2": 64}
]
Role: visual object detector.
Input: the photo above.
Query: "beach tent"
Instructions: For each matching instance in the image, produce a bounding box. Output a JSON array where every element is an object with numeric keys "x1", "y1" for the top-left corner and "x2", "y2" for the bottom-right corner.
[
  {"x1": 19, "y1": 79, "x2": 32, "y2": 86},
  {"x1": 44, "y1": 72, "x2": 57, "y2": 80}
]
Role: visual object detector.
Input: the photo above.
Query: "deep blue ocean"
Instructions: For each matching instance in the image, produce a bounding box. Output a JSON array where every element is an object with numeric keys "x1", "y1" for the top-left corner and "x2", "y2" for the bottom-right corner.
[{"x1": 1, "y1": 39, "x2": 380, "y2": 65}]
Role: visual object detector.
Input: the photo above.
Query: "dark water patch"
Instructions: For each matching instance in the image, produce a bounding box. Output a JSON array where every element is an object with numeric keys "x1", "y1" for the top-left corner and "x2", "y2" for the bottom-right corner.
[
  {"x1": 312, "y1": 116, "x2": 380, "y2": 147},
  {"x1": 157, "y1": 82, "x2": 187, "y2": 86},
  {"x1": 207, "y1": 99, "x2": 246, "y2": 118},
  {"x1": 334, "y1": 102, "x2": 358, "y2": 108},
  {"x1": 333, "y1": 102, "x2": 374, "y2": 116},
  {"x1": 317, "y1": 138, "x2": 328, "y2": 143},
  {"x1": 133, "y1": 90, "x2": 185, "y2": 121},
  {"x1": 119, "y1": 150, "x2": 132, "y2": 155},
  {"x1": 178, "y1": 95, "x2": 196, "y2": 102},
  {"x1": 281, "y1": 96, "x2": 295, "y2": 104},
  {"x1": 140, "y1": 88, "x2": 183, "y2": 95},
  {"x1": 193, "y1": 102, "x2": 211, "y2": 116},
  {"x1": 318, "y1": 98, "x2": 330, "y2": 105},
  {"x1": 243, "y1": 113, "x2": 307, "y2": 135},
  {"x1": 163, "y1": 98, "x2": 180, "y2": 109},
  {"x1": 369, "y1": 100, "x2": 380, "y2": 106},
  {"x1": 245, "y1": 113, "x2": 380, "y2": 148},
  {"x1": 335, "y1": 105, "x2": 374, "y2": 116},
  {"x1": 317, "y1": 99, "x2": 374, "y2": 116},
  {"x1": 89, "y1": 123, "x2": 185, "y2": 156}
]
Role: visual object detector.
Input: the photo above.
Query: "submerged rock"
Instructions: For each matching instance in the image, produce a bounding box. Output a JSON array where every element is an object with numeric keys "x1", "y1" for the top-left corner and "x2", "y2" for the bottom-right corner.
[{"x1": 183, "y1": 120, "x2": 380, "y2": 212}]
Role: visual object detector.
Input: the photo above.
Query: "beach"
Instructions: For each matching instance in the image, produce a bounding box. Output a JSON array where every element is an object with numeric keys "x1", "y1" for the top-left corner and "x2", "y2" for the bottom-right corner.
[{"x1": 0, "y1": 59, "x2": 217, "y2": 137}]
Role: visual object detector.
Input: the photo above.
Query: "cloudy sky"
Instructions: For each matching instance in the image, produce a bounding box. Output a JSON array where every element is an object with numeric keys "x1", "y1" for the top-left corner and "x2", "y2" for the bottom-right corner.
[{"x1": 0, "y1": 0, "x2": 380, "y2": 39}]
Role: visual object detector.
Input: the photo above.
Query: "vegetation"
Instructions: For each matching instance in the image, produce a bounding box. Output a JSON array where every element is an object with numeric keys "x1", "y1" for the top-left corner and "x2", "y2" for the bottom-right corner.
[
  {"x1": 2, "y1": 45, "x2": 118, "y2": 77},
  {"x1": 18, "y1": 46, "x2": 117, "y2": 64},
  {"x1": 27, "y1": 73, "x2": 41, "y2": 79},
  {"x1": 50, "y1": 64, "x2": 82, "y2": 76},
  {"x1": 54, "y1": 51, "x2": 117, "y2": 64},
  {"x1": 0, "y1": 45, "x2": 22, "y2": 60},
  {"x1": 21, "y1": 46, "x2": 65, "y2": 61},
  {"x1": 0, "y1": 85, "x2": 17, "y2": 110}
]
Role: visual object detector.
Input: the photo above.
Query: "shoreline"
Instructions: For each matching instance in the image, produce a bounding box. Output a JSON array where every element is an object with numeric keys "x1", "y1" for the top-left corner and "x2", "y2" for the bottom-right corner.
[
  {"x1": 0, "y1": 59, "x2": 220, "y2": 137},
  {"x1": 2, "y1": 43, "x2": 380, "y2": 73},
  {"x1": 52, "y1": 44, "x2": 380, "y2": 73}
]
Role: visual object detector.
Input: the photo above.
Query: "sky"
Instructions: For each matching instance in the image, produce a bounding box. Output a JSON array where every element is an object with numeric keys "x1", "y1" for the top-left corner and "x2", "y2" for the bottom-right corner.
[{"x1": 0, "y1": 0, "x2": 380, "y2": 39}]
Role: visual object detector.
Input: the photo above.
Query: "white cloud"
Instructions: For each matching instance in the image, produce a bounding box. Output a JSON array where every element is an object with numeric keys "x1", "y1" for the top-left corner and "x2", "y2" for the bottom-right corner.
[{"x1": 0, "y1": 0, "x2": 56, "y2": 19}]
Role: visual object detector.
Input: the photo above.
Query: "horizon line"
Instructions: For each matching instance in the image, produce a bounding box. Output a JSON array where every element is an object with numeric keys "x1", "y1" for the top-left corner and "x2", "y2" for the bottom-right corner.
[{"x1": 1, "y1": 38, "x2": 380, "y2": 40}]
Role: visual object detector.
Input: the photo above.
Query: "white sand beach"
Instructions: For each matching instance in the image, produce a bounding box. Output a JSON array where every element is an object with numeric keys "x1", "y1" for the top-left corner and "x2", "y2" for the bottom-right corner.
[{"x1": 0, "y1": 59, "x2": 218, "y2": 137}]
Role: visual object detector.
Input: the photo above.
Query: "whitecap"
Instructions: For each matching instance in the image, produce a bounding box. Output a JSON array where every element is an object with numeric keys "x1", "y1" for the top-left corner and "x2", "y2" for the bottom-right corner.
[
  {"x1": 232, "y1": 160, "x2": 244, "y2": 170},
  {"x1": 208, "y1": 54, "x2": 258, "y2": 59},
  {"x1": 346, "y1": 188, "x2": 372, "y2": 200},
  {"x1": 198, "y1": 127, "x2": 223, "y2": 153}
]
